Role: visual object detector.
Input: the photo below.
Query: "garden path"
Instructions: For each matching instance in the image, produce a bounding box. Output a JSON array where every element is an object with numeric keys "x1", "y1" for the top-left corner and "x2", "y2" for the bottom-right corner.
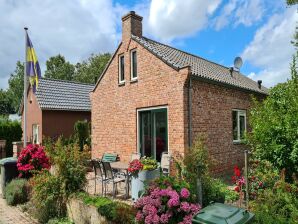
[{"x1": 0, "y1": 197, "x2": 38, "y2": 224}]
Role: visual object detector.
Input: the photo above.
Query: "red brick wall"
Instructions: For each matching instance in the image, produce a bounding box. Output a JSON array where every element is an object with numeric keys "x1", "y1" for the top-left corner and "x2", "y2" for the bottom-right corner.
[
  {"x1": 191, "y1": 80, "x2": 256, "y2": 173},
  {"x1": 42, "y1": 110, "x2": 90, "y2": 140},
  {"x1": 22, "y1": 88, "x2": 42, "y2": 143},
  {"x1": 91, "y1": 39, "x2": 189, "y2": 162}
]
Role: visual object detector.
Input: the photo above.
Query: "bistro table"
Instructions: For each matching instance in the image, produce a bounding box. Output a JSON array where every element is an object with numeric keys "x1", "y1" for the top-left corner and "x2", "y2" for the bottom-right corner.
[{"x1": 110, "y1": 161, "x2": 130, "y2": 199}]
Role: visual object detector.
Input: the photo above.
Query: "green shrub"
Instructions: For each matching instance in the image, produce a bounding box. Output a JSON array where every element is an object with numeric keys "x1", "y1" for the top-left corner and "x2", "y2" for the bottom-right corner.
[
  {"x1": 73, "y1": 120, "x2": 90, "y2": 150},
  {"x1": 29, "y1": 138, "x2": 89, "y2": 223},
  {"x1": 5, "y1": 178, "x2": 29, "y2": 205},
  {"x1": 247, "y1": 55, "x2": 298, "y2": 179},
  {"x1": 76, "y1": 192, "x2": 136, "y2": 224},
  {"x1": 174, "y1": 137, "x2": 236, "y2": 206},
  {"x1": 250, "y1": 175, "x2": 298, "y2": 224},
  {"x1": 30, "y1": 170, "x2": 66, "y2": 223},
  {"x1": 202, "y1": 177, "x2": 239, "y2": 205},
  {"x1": 248, "y1": 159, "x2": 279, "y2": 199},
  {"x1": 46, "y1": 138, "x2": 89, "y2": 196},
  {"x1": 0, "y1": 119, "x2": 22, "y2": 157}
]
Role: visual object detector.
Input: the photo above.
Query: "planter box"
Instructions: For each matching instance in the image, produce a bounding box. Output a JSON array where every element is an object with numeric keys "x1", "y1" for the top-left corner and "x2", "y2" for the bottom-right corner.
[
  {"x1": 67, "y1": 198, "x2": 108, "y2": 224},
  {"x1": 131, "y1": 169, "x2": 160, "y2": 201}
]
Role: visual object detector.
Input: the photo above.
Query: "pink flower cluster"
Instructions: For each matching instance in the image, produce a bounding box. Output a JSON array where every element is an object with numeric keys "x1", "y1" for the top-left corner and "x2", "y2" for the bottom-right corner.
[
  {"x1": 135, "y1": 187, "x2": 200, "y2": 224},
  {"x1": 17, "y1": 144, "x2": 50, "y2": 177}
]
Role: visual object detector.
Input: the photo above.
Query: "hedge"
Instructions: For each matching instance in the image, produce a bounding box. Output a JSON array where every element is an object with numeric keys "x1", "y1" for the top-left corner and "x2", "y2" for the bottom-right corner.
[{"x1": 0, "y1": 119, "x2": 22, "y2": 157}]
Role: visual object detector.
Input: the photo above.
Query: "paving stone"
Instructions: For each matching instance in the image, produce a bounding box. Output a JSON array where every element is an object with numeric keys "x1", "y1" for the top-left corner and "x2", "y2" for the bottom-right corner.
[{"x1": 0, "y1": 197, "x2": 38, "y2": 224}]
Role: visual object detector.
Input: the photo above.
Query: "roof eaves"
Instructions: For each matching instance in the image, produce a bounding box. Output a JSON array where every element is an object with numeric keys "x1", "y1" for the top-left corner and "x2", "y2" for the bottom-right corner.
[
  {"x1": 191, "y1": 74, "x2": 268, "y2": 96},
  {"x1": 93, "y1": 42, "x2": 122, "y2": 92},
  {"x1": 40, "y1": 107, "x2": 91, "y2": 112}
]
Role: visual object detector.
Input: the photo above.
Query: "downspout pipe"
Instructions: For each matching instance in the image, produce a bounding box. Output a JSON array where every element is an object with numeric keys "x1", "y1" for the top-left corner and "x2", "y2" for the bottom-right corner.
[
  {"x1": 188, "y1": 75, "x2": 202, "y2": 204},
  {"x1": 188, "y1": 76, "x2": 192, "y2": 147}
]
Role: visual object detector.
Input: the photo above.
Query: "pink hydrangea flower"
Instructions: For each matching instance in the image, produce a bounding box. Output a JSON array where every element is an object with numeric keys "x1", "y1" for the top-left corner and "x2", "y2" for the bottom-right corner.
[
  {"x1": 180, "y1": 188, "x2": 190, "y2": 199},
  {"x1": 134, "y1": 184, "x2": 200, "y2": 224},
  {"x1": 136, "y1": 211, "x2": 144, "y2": 222},
  {"x1": 180, "y1": 202, "x2": 191, "y2": 212}
]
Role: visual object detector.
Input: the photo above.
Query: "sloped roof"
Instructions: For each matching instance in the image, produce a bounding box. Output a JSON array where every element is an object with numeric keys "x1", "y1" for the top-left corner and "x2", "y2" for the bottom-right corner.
[
  {"x1": 35, "y1": 78, "x2": 94, "y2": 111},
  {"x1": 132, "y1": 35, "x2": 268, "y2": 95}
]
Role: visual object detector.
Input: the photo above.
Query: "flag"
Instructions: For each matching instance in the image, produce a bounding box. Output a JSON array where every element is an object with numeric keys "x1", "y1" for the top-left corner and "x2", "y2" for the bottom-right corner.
[{"x1": 26, "y1": 33, "x2": 41, "y2": 93}]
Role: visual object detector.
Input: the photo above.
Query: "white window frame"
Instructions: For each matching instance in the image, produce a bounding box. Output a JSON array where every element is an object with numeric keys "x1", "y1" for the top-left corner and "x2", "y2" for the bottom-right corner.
[
  {"x1": 232, "y1": 109, "x2": 247, "y2": 143},
  {"x1": 118, "y1": 54, "x2": 125, "y2": 84},
  {"x1": 32, "y1": 124, "x2": 40, "y2": 144},
  {"x1": 130, "y1": 49, "x2": 137, "y2": 81}
]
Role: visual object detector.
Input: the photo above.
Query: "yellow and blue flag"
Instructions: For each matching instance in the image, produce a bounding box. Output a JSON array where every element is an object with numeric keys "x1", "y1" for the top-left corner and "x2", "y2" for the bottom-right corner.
[{"x1": 26, "y1": 33, "x2": 41, "y2": 93}]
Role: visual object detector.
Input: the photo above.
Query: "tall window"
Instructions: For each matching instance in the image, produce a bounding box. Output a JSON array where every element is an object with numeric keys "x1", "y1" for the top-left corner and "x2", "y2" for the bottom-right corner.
[
  {"x1": 138, "y1": 107, "x2": 168, "y2": 162},
  {"x1": 32, "y1": 124, "x2": 39, "y2": 144},
  {"x1": 131, "y1": 50, "x2": 137, "y2": 80},
  {"x1": 232, "y1": 110, "x2": 246, "y2": 142},
  {"x1": 119, "y1": 55, "x2": 125, "y2": 83}
]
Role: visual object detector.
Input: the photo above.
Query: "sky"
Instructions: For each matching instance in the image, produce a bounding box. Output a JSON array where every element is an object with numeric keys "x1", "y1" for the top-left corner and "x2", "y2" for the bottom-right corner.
[{"x1": 0, "y1": 0, "x2": 297, "y2": 89}]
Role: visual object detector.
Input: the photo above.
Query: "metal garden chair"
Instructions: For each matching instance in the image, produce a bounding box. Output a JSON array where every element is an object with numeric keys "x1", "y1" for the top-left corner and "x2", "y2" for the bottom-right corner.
[
  {"x1": 102, "y1": 161, "x2": 126, "y2": 197},
  {"x1": 91, "y1": 159, "x2": 108, "y2": 195}
]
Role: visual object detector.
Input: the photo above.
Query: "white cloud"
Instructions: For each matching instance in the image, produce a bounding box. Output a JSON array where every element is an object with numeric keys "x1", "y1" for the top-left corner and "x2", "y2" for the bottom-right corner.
[
  {"x1": 242, "y1": 8, "x2": 297, "y2": 87},
  {"x1": 214, "y1": 0, "x2": 265, "y2": 30},
  {"x1": 0, "y1": 0, "x2": 123, "y2": 89},
  {"x1": 147, "y1": 0, "x2": 221, "y2": 41}
]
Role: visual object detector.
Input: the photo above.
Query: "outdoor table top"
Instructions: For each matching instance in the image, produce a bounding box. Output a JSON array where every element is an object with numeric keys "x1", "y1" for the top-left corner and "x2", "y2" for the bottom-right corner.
[{"x1": 110, "y1": 161, "x2": 129, "y2": 170}]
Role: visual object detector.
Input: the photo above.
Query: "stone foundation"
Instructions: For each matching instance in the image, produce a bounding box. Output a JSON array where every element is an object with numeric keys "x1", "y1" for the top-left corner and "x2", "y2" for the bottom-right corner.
[{"x1": 67, "y1": 198, "x2": 108, "y2": 224}]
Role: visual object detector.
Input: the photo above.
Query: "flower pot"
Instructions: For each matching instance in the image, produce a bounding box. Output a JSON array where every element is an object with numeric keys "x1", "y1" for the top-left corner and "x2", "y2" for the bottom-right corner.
[{"x1": 131, "y1": 169, "x2": 160, "y2": 201}]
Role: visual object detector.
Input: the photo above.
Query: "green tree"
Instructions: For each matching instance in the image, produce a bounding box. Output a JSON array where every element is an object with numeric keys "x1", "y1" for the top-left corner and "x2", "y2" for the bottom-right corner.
[
  {"x1": 287, "y1": 0, "x2": 298, "y2": 48},
  {"x1": 6, "y1": 61, "x2": 24, "y2": 113},
  {"x1": 248, "y1": 55, "x2": 298, "y2": 179},
  {"x1": 287, "y1": 0, "x2": 298, "y2": 5},
  {"x1": 74, "y1": 53, "x2": 111, "y2": 84},
  {"x1": 44, "y1": 54, "x2": 75, "y2": 81},
  {"x1": 0, "y1": 90, "x2": 15, "y2": 114}
]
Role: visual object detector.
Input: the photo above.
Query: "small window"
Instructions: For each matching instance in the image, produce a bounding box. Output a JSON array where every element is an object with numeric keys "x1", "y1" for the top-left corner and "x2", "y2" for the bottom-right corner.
[
  {"x1": 119, "y1": 55, "x2": 125, "y2": 83},
  {"x1": 232, "y1": 110, "x2": 246, "y2": 142},
  {"x1": 32, "y1": 124, "x2": 39, "y2": 144},
  {"x1": 131, "y1": 50, "x2": 137, "y2": 80}
]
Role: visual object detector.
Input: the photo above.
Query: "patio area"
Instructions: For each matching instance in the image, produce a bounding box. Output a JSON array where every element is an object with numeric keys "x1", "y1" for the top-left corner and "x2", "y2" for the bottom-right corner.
[
  {"x1": 84, "y1": 153, "x2": 171, "y2": 202},
  {"x1": 85, "y1": 163, "x2": 132, "y2": 201}
]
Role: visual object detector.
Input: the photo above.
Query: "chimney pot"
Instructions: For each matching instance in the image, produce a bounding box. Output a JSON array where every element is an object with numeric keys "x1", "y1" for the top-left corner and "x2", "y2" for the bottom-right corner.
[
  {"x1": 122, "y1": 11, "x2": 143, "y2": 41},
  {"x1": 257, "y1": 80, "x2": 262, "y2": 89}
]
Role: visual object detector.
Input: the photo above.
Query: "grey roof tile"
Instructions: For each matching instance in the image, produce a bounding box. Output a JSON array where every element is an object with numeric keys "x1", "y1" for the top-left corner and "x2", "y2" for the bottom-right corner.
[
  {"x1": 132, "y1": 35, "x2": 268, "y2": 95},
  {"x1": 36, "y1": 78, "x2": 94, "y2": 111}
]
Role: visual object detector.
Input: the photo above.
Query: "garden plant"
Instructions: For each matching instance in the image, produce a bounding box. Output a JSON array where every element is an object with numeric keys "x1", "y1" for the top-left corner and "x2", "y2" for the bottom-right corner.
[
  {"x1": 17, "y1": 144, "x2": 50, "y2": 178},
  {"x1": 135, "y1": 176, "x2": 200, "y2": 224}
]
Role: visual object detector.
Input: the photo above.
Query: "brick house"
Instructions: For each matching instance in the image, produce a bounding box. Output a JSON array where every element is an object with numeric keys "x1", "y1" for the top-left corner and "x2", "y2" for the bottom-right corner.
[
  {"x1": 90, "y1": 11, "x2": 268, "y2": 172},
  {"x1": 21, "y1": 78, "x2": 93, "y2": 143}
]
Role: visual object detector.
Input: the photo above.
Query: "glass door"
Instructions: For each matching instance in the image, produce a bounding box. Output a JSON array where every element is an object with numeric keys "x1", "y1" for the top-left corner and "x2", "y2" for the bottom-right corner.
[{"x1": 139, "y1": 108, "x2": 168, "y2": 161}]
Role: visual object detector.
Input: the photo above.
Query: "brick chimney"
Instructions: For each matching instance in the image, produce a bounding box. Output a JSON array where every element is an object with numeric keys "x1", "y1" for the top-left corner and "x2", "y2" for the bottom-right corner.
[
  {"x1": 257, "y1": 80, "x2": 262, "y2": 89},
  {"x1": 122, "y1": 11, "x2": 143, "y2": 42}
]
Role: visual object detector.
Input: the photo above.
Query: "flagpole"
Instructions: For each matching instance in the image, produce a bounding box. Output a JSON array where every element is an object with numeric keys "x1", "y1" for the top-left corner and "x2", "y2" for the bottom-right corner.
[{"x1": 23, "y1": 27, "x2": 28, "y2": 148}]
